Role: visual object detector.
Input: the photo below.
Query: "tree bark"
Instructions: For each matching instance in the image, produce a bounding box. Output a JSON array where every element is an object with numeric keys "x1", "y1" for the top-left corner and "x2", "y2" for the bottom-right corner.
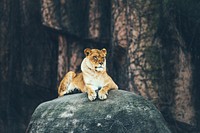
[
  {"x1": 157, "y1": 1, "x2": 197, "y2": 129},
  {"x1": 111, "y1": 0, "x2": 197, "y2": 129},
  {"x1": 0, "y1": 0, "x2": 58, "y2": 132},
  {"x1": 111, "y1": 0, "x2": 160, "y2": 103}
]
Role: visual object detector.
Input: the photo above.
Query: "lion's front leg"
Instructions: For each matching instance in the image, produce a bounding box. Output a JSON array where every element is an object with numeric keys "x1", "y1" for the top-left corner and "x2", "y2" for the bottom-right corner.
[
  {"x1": 98, "y1": 86, "x2": 109, "y2": 100},
  {"x1": 98, "y1": 81, "x2": 118, "y2": 100},
  {"x1": 86, "y1": 85, "x2": 97, "y2": 101}
]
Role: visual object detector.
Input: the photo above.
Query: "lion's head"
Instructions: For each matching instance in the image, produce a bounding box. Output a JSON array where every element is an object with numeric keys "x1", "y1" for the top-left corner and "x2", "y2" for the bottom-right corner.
[{"x1": 84, "y1": 48, "x2": 107, "y2": 72}]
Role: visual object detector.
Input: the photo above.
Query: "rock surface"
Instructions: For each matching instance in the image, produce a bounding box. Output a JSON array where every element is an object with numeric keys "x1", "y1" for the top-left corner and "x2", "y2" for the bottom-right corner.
[{"x1": 26, "y1": 90, "x2": 171, "y2": 133}]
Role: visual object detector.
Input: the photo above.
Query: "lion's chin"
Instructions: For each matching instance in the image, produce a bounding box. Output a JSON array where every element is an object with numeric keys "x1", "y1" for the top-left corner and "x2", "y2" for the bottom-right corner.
[{"x1": 95, "y1": 66, "x2": 104, "y2": 72}]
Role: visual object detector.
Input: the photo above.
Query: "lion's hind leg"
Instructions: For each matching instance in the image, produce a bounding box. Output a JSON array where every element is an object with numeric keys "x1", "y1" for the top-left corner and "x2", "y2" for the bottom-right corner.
[{"x1": 58, "y1": 71, "x2": 76, "y2": 97}]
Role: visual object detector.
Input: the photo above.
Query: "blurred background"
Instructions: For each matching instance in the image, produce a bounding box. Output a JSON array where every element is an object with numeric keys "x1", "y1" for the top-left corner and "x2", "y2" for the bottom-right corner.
[{"x1": 0, "y1": 0, "x2": 200, "y2": 133}]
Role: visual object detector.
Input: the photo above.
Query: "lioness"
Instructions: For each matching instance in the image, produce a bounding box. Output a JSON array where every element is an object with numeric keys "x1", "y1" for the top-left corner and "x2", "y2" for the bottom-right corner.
[{"x1": 58, "y1": 48, "x2": 118, "y2": 101}]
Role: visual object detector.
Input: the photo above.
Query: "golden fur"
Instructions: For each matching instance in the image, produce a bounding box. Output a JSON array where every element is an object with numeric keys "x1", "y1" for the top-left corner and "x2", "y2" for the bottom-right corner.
[{"x1": 58, "y1": 48, "x2": 118, "y2": 101}]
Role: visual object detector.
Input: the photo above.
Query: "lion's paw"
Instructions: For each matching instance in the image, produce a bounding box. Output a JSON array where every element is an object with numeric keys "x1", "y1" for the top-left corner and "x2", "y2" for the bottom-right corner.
[
  {"x1": 98, "y1": 90, "x2": 108, "y2": 100},
  {"x1": 66, "y1": 89, "x2": 73, "y2": 94},
  {"x1": 88, "y1": 91, "x2": 97, "y2": 101}
]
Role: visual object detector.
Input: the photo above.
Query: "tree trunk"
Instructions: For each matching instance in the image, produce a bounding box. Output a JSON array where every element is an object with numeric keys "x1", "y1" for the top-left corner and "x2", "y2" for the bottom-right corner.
[
  {"x1": 111, "y1": 0, "x2": 197, "y2": 130},
  {"x1": 157, "y1": 1, "x2": 197, "y2": 130},
  {"x1": 0, "y1": 0, "x2": 58, "y2": 132},
  {"x1": 111, "y1": 0, "x2": 160, "y2": 104}
]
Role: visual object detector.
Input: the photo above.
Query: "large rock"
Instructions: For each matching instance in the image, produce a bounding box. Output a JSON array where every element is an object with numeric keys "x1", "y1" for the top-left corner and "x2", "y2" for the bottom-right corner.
[{"x1": 26, "y1": 90, "x2": 171, "y2": 133}]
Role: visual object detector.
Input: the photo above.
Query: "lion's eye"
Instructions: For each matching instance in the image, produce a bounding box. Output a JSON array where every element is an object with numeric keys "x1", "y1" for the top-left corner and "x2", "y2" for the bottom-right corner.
[{"x1": 93, "y1": 56, "x2": 97, "y2": 60}]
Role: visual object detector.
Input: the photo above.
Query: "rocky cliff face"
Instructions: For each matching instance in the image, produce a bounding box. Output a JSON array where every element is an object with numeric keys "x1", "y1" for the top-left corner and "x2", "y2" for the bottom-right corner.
[{"x1": 26, "y1": 90, "x2": 171, "y2": 133}]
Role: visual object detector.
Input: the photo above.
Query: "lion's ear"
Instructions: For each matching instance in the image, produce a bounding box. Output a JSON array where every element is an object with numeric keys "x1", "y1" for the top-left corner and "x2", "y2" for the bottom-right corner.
[
  {"x1": 84, "y1": 48, "x2": 91, "y2": 56},
  {"x1": 101, "y1": 48, "x2": 107, "y2": 56}
]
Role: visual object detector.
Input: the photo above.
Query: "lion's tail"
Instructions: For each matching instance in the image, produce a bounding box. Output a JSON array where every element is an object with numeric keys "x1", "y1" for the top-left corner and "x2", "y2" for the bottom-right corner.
[{"x1": 58, "y1": 71, "x2": 76, "y2": 97}]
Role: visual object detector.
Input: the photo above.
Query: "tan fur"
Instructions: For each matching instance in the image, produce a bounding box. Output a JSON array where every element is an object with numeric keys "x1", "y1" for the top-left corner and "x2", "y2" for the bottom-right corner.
[{"x1": 58, "y1": 48, "x2": 118, "y2": 101}]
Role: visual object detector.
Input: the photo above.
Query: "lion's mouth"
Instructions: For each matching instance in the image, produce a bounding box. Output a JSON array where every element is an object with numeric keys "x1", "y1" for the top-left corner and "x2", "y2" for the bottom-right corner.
[
  {"x1": 95, "y1": 66, "x2": 104, "y2": 71},
  {"x1": 95, "y1": 66, "x2": 103, "y2": 69}
]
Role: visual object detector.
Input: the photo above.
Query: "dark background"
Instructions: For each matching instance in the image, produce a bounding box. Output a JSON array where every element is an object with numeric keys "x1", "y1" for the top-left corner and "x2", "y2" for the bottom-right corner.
[{"x1": 0, "y1": 0, "x2": 200, "y2": 133}]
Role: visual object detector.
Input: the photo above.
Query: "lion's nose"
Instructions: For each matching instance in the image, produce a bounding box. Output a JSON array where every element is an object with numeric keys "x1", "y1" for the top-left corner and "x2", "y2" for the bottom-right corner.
[{"x1": 99, "y1": 62, "x2": 103, "y2": 65}]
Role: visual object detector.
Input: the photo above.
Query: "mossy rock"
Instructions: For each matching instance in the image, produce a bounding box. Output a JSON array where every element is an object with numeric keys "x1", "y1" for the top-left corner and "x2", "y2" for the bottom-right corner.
[{"x1": 26, "y1": 90, "x2": 171, "y2": 133}]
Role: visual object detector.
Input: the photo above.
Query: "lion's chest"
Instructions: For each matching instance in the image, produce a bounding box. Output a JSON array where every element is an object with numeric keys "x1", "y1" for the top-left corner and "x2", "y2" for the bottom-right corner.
[{"x1": 84, "y1": 75, "x2": 105, "y2": 90}]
